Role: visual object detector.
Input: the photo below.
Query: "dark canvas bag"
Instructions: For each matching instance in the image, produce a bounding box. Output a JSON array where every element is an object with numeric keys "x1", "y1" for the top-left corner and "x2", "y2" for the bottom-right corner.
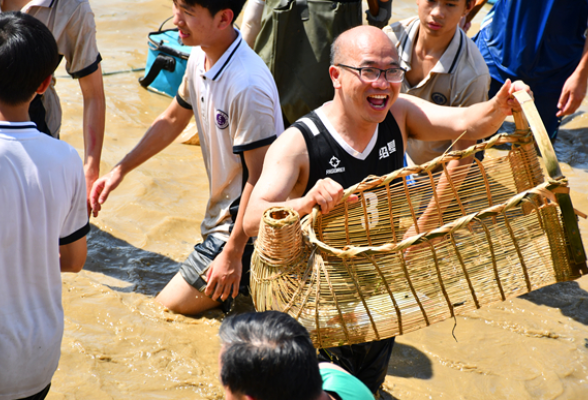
[
  {"x1": 139, "y1": 18, "x2": 191, "y2": 97},
  {"x1": 254, "y1": 0, "x2": 362, "y2": 124}
]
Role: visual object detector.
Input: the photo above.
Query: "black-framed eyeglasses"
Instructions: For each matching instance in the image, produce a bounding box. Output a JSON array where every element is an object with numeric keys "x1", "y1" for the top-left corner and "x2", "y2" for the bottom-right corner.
[{"x1": 336, "y1": 64, "x2": 406, "y2": 83}]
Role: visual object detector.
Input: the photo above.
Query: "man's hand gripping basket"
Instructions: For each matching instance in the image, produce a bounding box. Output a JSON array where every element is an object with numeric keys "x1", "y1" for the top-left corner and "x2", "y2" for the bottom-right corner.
[{"x1": 250, "y1": 92, "x2": 588, "y2": 348}]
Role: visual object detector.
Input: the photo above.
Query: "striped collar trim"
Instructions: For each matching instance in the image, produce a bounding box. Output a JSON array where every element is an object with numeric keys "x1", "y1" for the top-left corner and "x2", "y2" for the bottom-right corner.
[
  {"x1": 4, "y1": 0, "x2": 56, "y2": 13},
  {"x1": 315, "y1": 105, "x2": 378, "y2": 161},
  {"x1": 202, "y1": 29, "x2": 243, "y2": 82},
  {"x1": 0, "y1": 121, "x2": 38, "y2": 130}
]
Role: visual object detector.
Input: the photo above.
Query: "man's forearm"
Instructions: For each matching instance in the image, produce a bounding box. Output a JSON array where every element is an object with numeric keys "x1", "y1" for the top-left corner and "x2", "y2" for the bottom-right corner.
[
  {"x1": 79, "y1": 67, "x2": 106, "y2": 186},
  {"x1": 574, "y1": 35, "x2": 588, "y2": 81},
  {"x1": 82, "y1": 91, "x2": 105, "y2": 178},
  {"x1": 413, "y1": 156, "x2": 473, "y2": 234}
]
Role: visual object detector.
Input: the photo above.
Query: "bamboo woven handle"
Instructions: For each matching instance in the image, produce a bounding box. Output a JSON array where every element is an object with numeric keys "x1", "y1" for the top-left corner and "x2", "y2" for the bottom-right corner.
[
  {"x1": 513, "y1": 90, "x2": 563, "y2": 180},
  {"x1": 512, "y1": 90, "x2": 587, "y2": 272}
]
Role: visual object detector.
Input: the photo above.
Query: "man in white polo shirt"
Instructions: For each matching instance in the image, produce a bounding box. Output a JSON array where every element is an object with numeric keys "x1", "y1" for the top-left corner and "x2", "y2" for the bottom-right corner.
[{"x1": 90, "y1": 0, "x2": 283, "y2": 315}]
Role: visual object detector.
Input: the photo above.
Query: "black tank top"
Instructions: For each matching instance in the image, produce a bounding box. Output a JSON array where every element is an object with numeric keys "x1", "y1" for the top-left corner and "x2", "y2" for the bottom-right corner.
[{"x1": 292, "y1": 110, "x2": 405, "y2": 194}]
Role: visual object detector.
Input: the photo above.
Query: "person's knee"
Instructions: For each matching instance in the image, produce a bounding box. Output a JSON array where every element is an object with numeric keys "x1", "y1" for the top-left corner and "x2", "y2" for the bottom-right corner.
[{"x1": 155, "y1": 272, "x2": 218, "y2": 315}]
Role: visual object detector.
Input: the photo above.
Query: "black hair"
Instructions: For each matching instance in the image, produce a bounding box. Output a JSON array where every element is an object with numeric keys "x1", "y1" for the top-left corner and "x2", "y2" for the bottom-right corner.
[
  {"x1": 0, "y1": 12, "x2": 59, "y2": 105},
  {"x1": 219, "y1": 311, "x2": 323, "y2": 400},
  {"x1": 181, "y1": 0, "x2": 246, "y2": 23}
]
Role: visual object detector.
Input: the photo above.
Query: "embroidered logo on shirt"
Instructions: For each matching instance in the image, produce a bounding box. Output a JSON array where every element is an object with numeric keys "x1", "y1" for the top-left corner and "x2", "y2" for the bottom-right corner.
[
  {"x1": 326, "y1": 156, "x2": 345, "y2": 175},
  {"x1": 431, "y1": 92, "x2": 448, "y2": 105},
  {"x1": 379, "y1": 140, "x2": 397, "y2": 159},
  {"x1": 387, "y1": 140, "x2": 396, "y2": 154},
  {"x1": 379, "y1": 147, "x2": 389, "y2": 159},
  {"x1": 215, "y1": 110, "x2": 229, "y2": 129}
]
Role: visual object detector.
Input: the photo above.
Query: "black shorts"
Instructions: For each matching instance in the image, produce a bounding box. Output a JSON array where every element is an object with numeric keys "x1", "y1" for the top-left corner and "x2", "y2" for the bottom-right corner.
[{"x1": 179, "y1": 235, "x2": 253, "y2": 310}]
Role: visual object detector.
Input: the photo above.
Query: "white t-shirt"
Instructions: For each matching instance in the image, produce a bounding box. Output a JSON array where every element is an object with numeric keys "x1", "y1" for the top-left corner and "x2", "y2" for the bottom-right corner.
[
  {"x1": 0, "y1": 122, "x2": 89, "y2": 400},
  {"x1": 177, "y1": 29, "x2": 283, "y2": 240}
]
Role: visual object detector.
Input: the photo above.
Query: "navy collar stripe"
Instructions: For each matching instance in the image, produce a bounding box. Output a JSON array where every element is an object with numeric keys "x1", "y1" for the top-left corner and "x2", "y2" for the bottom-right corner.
[
  {"x1": 0, "y1": 124, "x2": 37, "y2": 130},
  {"x1": 448, "y1": 30, "x2": 464, "y2": 75},
  {"x1": 212, "y1": 38, "x2": 242, "y2": 81}
]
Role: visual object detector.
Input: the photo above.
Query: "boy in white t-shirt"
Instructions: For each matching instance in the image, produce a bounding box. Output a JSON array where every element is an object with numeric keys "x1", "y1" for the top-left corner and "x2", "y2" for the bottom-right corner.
[{"x1": 0, "y1": 11, "x2": 89, "y2": 400}]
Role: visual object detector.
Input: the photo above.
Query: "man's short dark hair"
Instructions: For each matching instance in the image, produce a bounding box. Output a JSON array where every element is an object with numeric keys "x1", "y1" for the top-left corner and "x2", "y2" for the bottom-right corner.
[
  {"x1": 219, "y1": 311, "x2": 323, "y2": 400},
  {"x1": 182, "y1": 0, "x2": 246, "y2": 23},
  {"x1": 0, "y1": 12, "x2": 59, "y2": 105}
]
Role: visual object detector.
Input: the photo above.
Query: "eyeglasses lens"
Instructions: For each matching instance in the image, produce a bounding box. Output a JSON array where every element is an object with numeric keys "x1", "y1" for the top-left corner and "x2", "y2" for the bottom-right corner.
[
  {"x1": 359, "y1": 67, "x2": 404, "y2": 83},
  {"x1": 385, "y1": 68, "x2": 404, "y2": 83}
]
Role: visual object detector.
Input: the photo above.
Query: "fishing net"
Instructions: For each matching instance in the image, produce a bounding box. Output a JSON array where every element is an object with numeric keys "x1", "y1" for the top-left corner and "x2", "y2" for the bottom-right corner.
[{"x1": 250, "y1": 91, "x2": 587, "y2": 348}]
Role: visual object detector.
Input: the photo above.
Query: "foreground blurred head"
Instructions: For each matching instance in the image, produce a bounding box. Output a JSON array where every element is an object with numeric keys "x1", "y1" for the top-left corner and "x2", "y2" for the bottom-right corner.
[
  {"x1": 219, "y1": 311, "x2": 323, "y2": 400},
  {"x1": 0, "y1": 11, "x2": 59, "y2": 105}
]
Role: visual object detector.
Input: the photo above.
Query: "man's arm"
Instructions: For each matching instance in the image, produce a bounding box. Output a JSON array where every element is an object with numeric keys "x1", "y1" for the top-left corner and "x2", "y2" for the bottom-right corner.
[
  {"x1": 243, "y1": 128, "x2": 346, "y2": 237},
  {"x1": 78, "y1": 64, "x2": 106, "y2": 207},
  {"x1": 90, "y1": 98, "x2": 193, "y2": 216},
  {"x1": 395, "y1": 80, "x2": 530, "y2": 143},
  {"x1": 557, "y1": 34, "x2": 588, "y2": 117},
  {"x1": 204, "y1": 145, "x2": 268, "y2": 302},
  {"x1": 60, "y1": 237, "x2": 87, "y2": 273},
  {"x1": 241, "y1": 0, "x2": 265, "y2": 48}
]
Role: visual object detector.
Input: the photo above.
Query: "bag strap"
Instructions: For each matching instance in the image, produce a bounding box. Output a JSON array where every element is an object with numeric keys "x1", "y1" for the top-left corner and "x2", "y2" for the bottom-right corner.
[
  {"x1": 296, "y1": 0, "x2": 309, "y2": 21},
  {"x1": 138, "y1": 54, "x2": 177, "y2": 88},
  {"x1": 158, "y1": 16, "x2": 173, "y2": 32}
]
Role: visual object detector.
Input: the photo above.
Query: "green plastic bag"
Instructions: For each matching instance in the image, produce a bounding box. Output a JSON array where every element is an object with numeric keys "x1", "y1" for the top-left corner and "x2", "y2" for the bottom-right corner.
[{"x1": 254, "y1": 0, "x2": 362, "y2": 125}]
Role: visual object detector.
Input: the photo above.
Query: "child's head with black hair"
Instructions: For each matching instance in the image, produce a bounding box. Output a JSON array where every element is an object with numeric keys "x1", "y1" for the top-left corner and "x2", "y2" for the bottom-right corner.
[
  {"x1": 181, "y1": 0, "x2": 246, "y2": 21},
  {"x1": 0, "y1": 11, "x2": 59, "y2": 106}
]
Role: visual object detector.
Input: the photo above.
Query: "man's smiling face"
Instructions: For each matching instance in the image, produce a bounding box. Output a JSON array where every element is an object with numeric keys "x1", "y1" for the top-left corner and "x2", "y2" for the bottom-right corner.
[{"x1": 333, "y1": 30, "x2": 401, "y2": 124}]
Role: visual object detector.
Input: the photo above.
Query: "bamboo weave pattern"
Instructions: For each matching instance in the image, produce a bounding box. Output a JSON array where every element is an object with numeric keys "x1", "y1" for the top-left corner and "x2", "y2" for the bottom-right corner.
[{"x1": 251, "y1": 128, "x2": 583, "y2": 348}]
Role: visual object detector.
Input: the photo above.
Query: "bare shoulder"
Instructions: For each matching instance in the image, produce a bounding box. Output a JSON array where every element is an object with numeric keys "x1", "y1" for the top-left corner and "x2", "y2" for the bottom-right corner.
[
  {"x1": 267, "y1": 125, "x2": 308, "y2": 161},
  {"x1": 261, "y1": 125, "x2": 310, "y2": 201},
  {"x1": 389, "y1": 96, "x2": 414, "y2": 144}
]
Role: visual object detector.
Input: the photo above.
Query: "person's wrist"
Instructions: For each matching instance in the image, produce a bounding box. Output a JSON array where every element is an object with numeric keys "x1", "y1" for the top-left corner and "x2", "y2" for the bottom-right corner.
[{"x1": 224, "y1": 238, "x2": 246, "y2": 258}]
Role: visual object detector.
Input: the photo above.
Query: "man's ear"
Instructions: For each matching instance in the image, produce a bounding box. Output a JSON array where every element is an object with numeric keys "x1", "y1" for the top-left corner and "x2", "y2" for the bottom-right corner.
[
  {"x1": 216, "y1": 8, "x2": 235, "y2": 30},
  {"x1": 35, "y1": 75, "x2": 53, "y2": 95},
  {"x1": 330, "y1": 65, "x2": 342, "y2": 89}
]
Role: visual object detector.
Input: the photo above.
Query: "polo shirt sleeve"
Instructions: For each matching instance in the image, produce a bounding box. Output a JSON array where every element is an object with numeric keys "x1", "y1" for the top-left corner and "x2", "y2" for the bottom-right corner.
[
  {"x1": 231, "y1": 85, "x2": 278, "y2": 154},
  {"x1": 61, "y1": 0, "x2": 102, "y2": 79},
  {"x1": 176, "y1": 71, "x2": 193, "y2": 110},
  {"x1": 59, "y1": 150, "x2": 90, "y2": 245}
]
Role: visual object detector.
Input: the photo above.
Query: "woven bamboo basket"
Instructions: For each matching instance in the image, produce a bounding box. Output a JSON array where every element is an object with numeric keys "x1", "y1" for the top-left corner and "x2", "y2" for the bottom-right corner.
[{"x1": 250, "y1": 91, "x2": 587, "y2": 348}]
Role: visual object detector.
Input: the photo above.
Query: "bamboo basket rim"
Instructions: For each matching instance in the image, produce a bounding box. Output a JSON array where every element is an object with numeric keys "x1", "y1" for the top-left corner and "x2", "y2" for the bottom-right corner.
[
  {"x1": 334, "y1": 130, "x2": 534, "y2": 204},
  {"x1": 301, "y1": 179, "x2": 569, "y2": 258}
]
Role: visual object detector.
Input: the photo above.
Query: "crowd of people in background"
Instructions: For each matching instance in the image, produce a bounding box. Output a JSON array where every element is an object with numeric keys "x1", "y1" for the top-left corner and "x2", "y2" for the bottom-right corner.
[{"x1": 1, "y1": 0, "x2": 587, "y2": 399}]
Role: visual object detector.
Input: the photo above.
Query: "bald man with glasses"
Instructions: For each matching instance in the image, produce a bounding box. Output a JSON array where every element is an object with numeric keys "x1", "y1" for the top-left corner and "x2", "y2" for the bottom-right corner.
[{"x1": 244, "y1": 25, "x2": 530, "y2": 393}]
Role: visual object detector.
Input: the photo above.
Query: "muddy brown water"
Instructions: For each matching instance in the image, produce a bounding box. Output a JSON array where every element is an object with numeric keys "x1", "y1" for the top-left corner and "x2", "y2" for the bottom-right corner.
[{"x1": 47, "y1": 1, "x2": 588, "y2": 398}]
